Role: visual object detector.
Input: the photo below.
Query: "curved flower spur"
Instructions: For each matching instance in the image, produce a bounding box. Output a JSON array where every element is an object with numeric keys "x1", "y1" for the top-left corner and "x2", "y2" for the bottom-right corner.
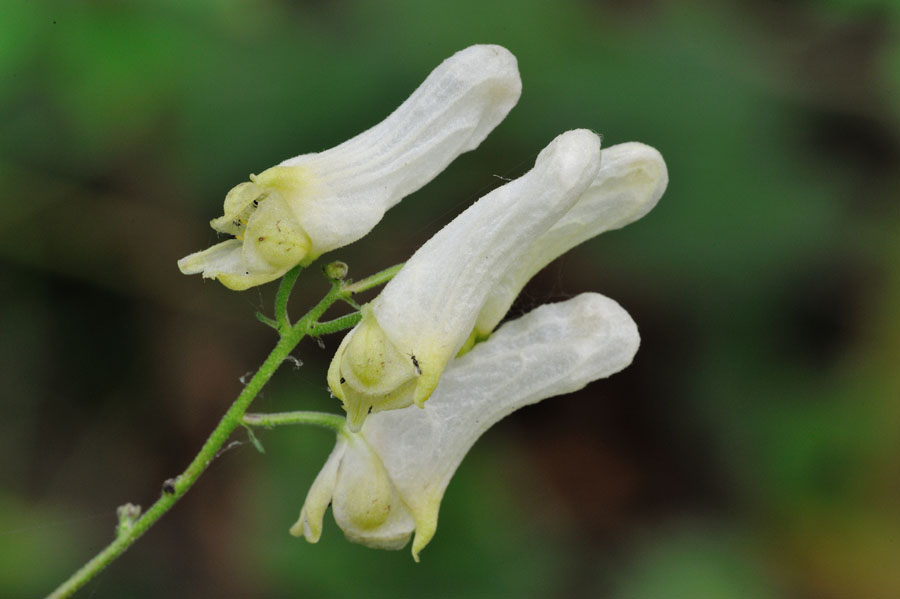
[
  {"x1": 178, "y1": 45, "x2": 521, "y2": 290},
  {"x1": 474, "y1": 141, "x2": 668, "y2": 337},
  {"x1": 328, "y1": 132, "x2": 668, "y2": 430},
  {"x1": 296, "y1": 293, "x2": 640, "y2": 560}
]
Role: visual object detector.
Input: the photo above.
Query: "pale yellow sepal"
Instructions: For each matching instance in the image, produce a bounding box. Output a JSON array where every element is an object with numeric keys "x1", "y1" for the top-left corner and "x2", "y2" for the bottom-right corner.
[
  {"x1": 177, "y1": 166, "x2": 315, "y2": 290},
  {"x1": 327, "y1": 305, "x2": 420, "y2": 431},
  {"x1": 177, "y1": 239, "x2": 292, "y2": 291},
  {"x1": 290, "y1": 441, "x2": 345, "y2": 542},
  {"x1": 292, "y1": 433, "x2": 415, "y2": 551}
]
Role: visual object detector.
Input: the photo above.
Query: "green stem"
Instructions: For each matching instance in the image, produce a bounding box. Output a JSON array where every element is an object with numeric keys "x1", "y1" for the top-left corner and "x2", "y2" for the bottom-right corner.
[
  {"x1": 275, "y1": 265, "x2": 303, "y2": 329},
  {"x1": 47, "y1": 328, "x2": 303, "y2": 599},
  {"x1": 47, "y1": 262, "x2": 403, "y2": 599},
  {"x1": 310, "y1": 312, "x2": 362, "y2": 337},
  {"x1": 344, "y1": 263, "x2": 403, "y2": 294},
  {"x1": 243, "y1": 410, "x2": 345, "y2": 432},
  {"x1": 255, "y1": 312, "x2": 279, "y2": 330}
]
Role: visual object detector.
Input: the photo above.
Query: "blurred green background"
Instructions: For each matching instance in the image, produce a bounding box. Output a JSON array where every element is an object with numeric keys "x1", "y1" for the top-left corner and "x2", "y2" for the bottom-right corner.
[{"x1": 2, "y1": 0, "x2": 900, "y2": 597}]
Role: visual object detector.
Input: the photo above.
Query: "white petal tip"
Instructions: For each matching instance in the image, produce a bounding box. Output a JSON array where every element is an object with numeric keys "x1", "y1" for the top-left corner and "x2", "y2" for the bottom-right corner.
[{"x1": 539, "y1": 129, "x2": 603, "y2": 189}]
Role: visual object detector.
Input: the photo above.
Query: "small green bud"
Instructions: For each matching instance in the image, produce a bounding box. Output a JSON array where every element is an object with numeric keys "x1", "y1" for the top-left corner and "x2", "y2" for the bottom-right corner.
[
  {"x1": 116, "y1": 503, "x2": 142, "y2": 536},
  {"x1": 324, "y1": 261, "x2": 349, "y2": 281}
]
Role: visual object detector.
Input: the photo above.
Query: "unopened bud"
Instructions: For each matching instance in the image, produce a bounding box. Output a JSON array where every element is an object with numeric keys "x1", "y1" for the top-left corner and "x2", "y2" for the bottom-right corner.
[{"x1": 324, "y1": 261, "x2": 349, "y2": 281}]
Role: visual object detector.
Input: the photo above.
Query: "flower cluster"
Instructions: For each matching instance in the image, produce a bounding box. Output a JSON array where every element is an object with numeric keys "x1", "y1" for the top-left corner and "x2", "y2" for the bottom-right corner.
[{"x1": 180, "y1": 45, "x2": 667, "y2": 559}]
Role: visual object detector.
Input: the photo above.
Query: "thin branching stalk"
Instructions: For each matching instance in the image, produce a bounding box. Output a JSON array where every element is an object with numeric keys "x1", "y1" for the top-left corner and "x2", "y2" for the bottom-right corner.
[
  {"x1": 275, "y1": 265, "x2": 303, "y2": 330},
  {"x1": 310, "y1": 312, "x2": 363, "y2": 337},
  {"x1": 243, "y1": 410, "x2": 346, "y2": 432},
  {"x1": 47, "y1": 263, "x2": 401, "y2": 599}
]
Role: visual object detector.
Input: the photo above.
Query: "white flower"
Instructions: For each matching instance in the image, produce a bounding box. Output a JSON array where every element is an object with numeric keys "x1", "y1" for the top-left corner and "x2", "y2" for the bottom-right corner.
[
  {"x1": 328, "y1": 133, "x2": 669, "y2": 431},
  {"x1": 328, "y1": 129, "x2": 604, "y2": 430},
  {"x1": 294, "y1": 293, "x2": 640, "y2": 560},
  {"x1": 177, "y1": 45, "x2": 521, "y2": 290}
]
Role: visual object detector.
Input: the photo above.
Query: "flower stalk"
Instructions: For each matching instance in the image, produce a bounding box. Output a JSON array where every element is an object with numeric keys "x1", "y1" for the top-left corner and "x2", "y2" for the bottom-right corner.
[
  {"x1": 243, "y1": 411, "x2": 346, "y2": 432},
  {"x1": 46, "y1": 263, "x2": 402, "y2": 599}
]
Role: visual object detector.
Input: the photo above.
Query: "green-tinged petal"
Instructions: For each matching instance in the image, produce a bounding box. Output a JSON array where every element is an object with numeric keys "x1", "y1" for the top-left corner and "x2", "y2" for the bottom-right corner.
[
  {"x1": 328, "y1": 307, "x2": 420, "y2": 431},
  {"x1": 330, "y1": 434, "x2": 414, "y2": 550},
  {"x1": 241, "y1": 190, "x2": 312, "y2": 269},
  {"x1": 290, "y1": 440, "x2": 346, "y2": 543},
  {"x1": 176, "y1": 239, "x2": 290, "y2": 291},
  {"x1": 210, "y1": 181, "x2": 263, "y2": 235}
]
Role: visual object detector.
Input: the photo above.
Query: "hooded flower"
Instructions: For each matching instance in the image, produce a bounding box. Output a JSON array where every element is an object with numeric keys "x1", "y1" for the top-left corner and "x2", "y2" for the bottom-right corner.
[
  {"x1": 328, "y1": 129, "x2": 605, "y2": 429},
  {"x1": 328, "y1": 134, "x2": 668, "y2": 430},
  {"x1": 473, "y1": 141, "x2": 668, "y2": 337},
  {"x1": 178, "y1": 45, "x2": 521, "y2": 290},
  {"x1": 294, "y1": 292, "x2": 640, "y2": 560}
]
